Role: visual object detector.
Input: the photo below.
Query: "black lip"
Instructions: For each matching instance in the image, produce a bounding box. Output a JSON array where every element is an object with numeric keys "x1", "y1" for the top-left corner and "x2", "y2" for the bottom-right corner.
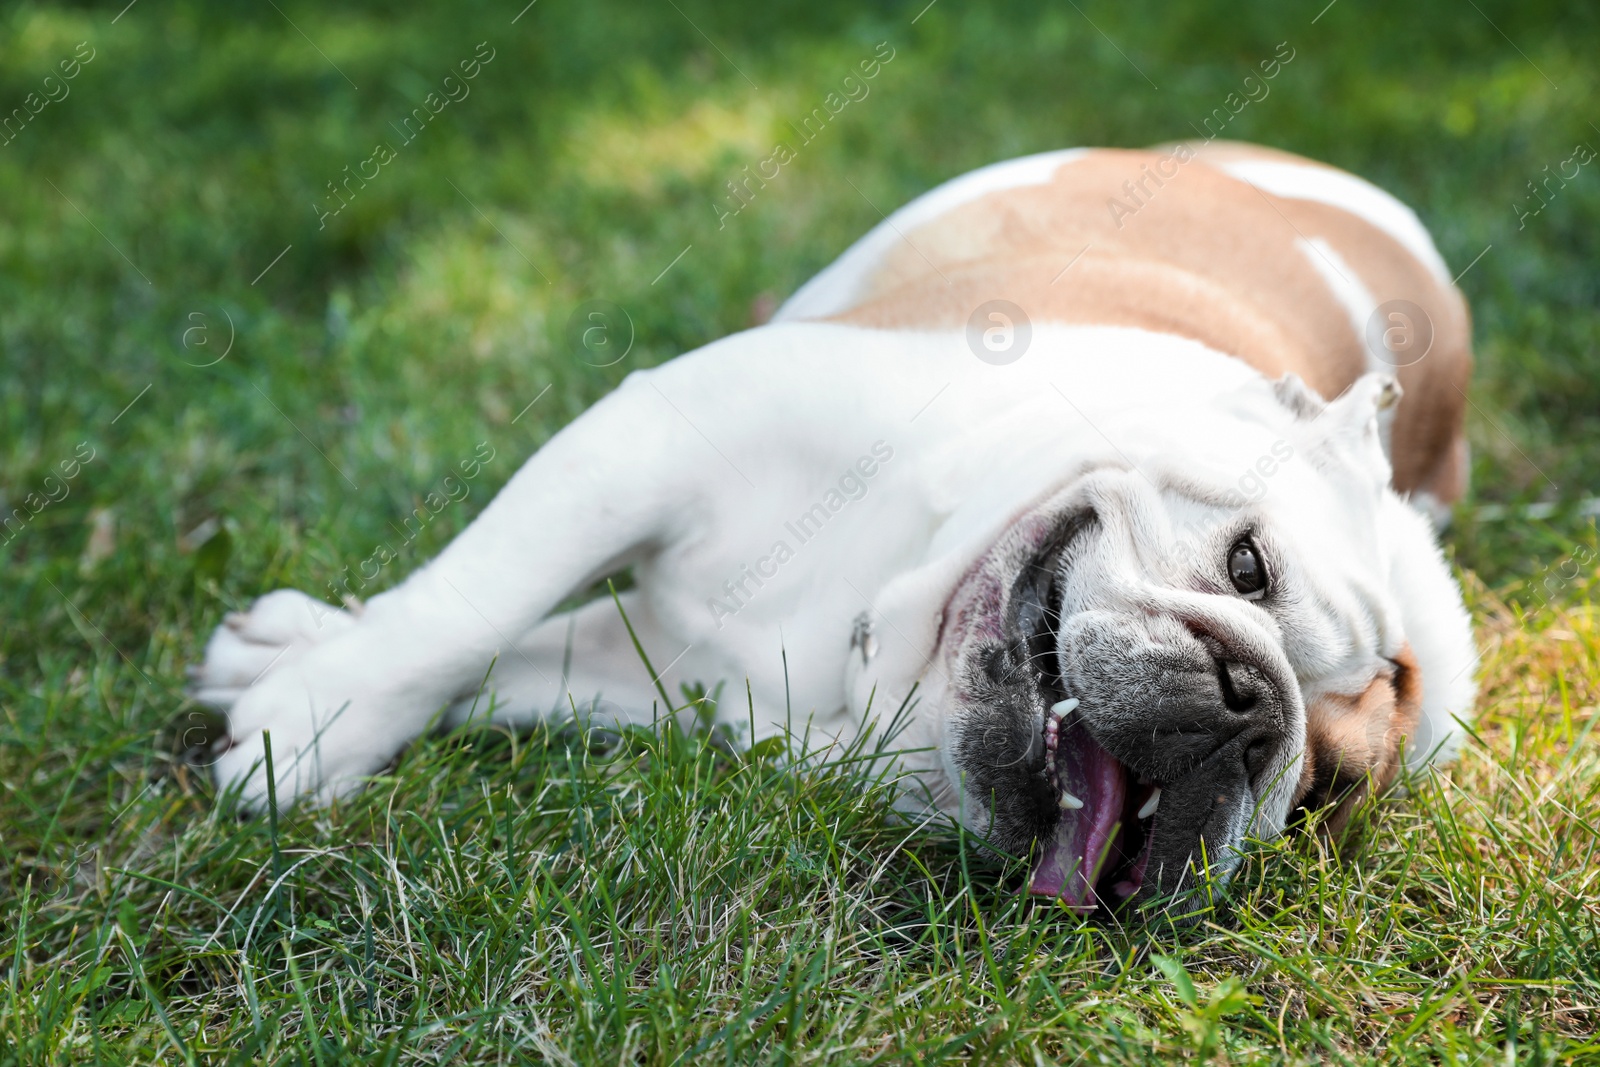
[
  {"x1": 1007, "y1": 509, "x2": 1096, "y2": 704},
  {"x1": 1009, "y1": 509, "x2": 1168, "y2": 913},
  {"x1": 948, "y1": 509, "x2": 1100, "y2": 862}
]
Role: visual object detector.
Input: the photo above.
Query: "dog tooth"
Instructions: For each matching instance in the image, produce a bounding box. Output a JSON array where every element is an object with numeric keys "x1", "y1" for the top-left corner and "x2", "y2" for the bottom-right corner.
[
  {"x1": 1059, "y1": 792, "x2": 1085, "y2": 810},
  {"x1": 1051, "y1": 698, "x2": 1079, "y2": 715},
  {"x1": 1137, "y1": 788, "x2": 1162, "y2": 820}
]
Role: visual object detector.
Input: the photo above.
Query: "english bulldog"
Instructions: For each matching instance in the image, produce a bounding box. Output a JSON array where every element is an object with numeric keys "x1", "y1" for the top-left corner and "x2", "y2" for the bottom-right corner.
[{"x1": 194, "y1": 141, "x2": 1478, "y2": 916}]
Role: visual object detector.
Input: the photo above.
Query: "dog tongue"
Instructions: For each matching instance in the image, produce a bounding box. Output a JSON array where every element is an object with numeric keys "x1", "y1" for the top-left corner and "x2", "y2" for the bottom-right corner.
[{"x1": 1029, "y1": 720, "x2": 1125, "y2": 911}]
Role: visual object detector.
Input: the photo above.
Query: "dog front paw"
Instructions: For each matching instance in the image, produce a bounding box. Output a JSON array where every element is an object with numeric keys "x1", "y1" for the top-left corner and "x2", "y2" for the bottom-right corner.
[
  {"x1": 189, "y1": 589, "x2": 357, "y2": 711},
  {"x1": 209, "y1": 653, "x2": 416, "y2": 810}
]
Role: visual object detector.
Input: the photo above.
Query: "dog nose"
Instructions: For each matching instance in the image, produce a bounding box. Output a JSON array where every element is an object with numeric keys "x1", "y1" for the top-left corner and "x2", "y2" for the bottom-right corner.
[
  {"x1": 1058, "y1": 613, "x2": 1289, "y2": 789},
  {"x1": 1207, "y1": 650, "x2": 1284, "y2": 783}
]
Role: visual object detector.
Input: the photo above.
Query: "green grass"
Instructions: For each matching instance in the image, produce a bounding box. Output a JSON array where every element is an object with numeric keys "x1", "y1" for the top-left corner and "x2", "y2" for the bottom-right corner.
[{"x1": 3, "y1": 0, "x2": 1600, "y2": 1061}]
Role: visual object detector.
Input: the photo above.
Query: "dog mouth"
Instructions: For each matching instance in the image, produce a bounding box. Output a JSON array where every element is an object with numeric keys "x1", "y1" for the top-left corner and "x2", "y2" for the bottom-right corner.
[
  {"x1": 1029, "y1": 697, "x2": 1161, "y2": 912},
  {"x1": 943, "y1": 494, "x2": 1286, "y2": 918},
  {"x1": 1019, "y1": 512, "x2": 1180, "y2": 912},
  {"x1": 1019, "y1": 591, "x2": 1268, "y2": 914},
  {"x1": 1003, "y1": 515, "x2": 1160, "y2": 912}
]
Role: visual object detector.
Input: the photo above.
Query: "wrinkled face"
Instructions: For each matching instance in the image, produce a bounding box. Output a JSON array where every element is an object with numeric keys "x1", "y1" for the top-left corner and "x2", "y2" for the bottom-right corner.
[{"x1": 933, "y1": 444, "x2": 1448, "y2": 919}]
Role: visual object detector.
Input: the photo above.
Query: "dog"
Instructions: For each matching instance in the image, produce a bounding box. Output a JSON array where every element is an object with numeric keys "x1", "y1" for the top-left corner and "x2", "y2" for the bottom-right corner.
[{"x1": 193, "y1": 141, "x2": 1477, "y2": 915}]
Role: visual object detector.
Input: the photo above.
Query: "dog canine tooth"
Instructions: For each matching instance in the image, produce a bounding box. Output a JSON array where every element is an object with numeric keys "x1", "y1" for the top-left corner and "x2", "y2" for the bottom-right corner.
[
  {"x1": 1059, "y1": 792, "x2": 1085, "y2": 810},
  {"x1": 1137, "y1": 788, "x2": 1162, "y2": 820},
  {"x1": 1051, "y1": 698, "x2": 1079, "y2": 715}
]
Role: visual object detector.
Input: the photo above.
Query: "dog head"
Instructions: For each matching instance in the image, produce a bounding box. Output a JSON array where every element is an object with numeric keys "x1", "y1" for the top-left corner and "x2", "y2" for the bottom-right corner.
[{"x1": 921, "y1": 372, "x2": 1475, "y2": 917}]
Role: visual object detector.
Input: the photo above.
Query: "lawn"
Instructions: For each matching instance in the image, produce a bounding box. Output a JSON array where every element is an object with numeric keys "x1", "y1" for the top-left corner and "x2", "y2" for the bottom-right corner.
[{"x1": 3, "y1": 0, "x2": 1599, "y2": 1062}]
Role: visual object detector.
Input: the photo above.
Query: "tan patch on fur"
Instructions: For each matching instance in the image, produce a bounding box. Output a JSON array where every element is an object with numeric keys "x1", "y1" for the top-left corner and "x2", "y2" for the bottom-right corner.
[
  {"x1": 811, "y1": 145, "x2": 1472, "y2": 503},
  {"x1": 1296, "y1": 644, "x2": 1425, "y2": 835},
  {"x1": 1167, "y1": 138, "x2": 1344, "y2": 172}
]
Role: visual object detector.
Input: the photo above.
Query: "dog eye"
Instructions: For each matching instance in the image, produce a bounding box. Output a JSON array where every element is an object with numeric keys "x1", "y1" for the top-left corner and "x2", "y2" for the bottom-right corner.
[{"x1": 1227, "y1": 540, "x2": 1267, "y2": 598}]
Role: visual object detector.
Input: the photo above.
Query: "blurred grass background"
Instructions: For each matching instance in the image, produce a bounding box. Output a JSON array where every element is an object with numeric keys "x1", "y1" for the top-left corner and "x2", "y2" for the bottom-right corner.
[{"x1": 2, "y1": 0, "x2": 1599, "y2": 1062}]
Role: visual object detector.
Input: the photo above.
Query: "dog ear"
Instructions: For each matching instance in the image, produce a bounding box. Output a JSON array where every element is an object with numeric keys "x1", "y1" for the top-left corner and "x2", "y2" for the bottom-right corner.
[
  {"x1": 1296, "y1": 645, "x2": 1424, "y2": 836},
  {"x1": 1310, "y1": 372, "x2": 1401, "y2": 479}
]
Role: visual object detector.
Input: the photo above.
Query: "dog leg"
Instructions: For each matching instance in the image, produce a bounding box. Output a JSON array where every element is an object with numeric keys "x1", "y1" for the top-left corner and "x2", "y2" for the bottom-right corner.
[
  {"x1": 441, "y1": 590, "x2": 727, "y2": 733},
  {"x1": 206, "y1": 371, "x2": 743, "y2": 808}
]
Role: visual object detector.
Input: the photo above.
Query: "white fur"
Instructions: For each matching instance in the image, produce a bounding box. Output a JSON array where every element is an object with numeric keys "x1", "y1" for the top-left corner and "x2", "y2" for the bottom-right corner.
[
  {"x1": 1216, "y1": 159, "x2": 1453, "y2": 286},
  {"x1": 1378, "y1": 495, "x2": 1478, "y2": 764}
]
